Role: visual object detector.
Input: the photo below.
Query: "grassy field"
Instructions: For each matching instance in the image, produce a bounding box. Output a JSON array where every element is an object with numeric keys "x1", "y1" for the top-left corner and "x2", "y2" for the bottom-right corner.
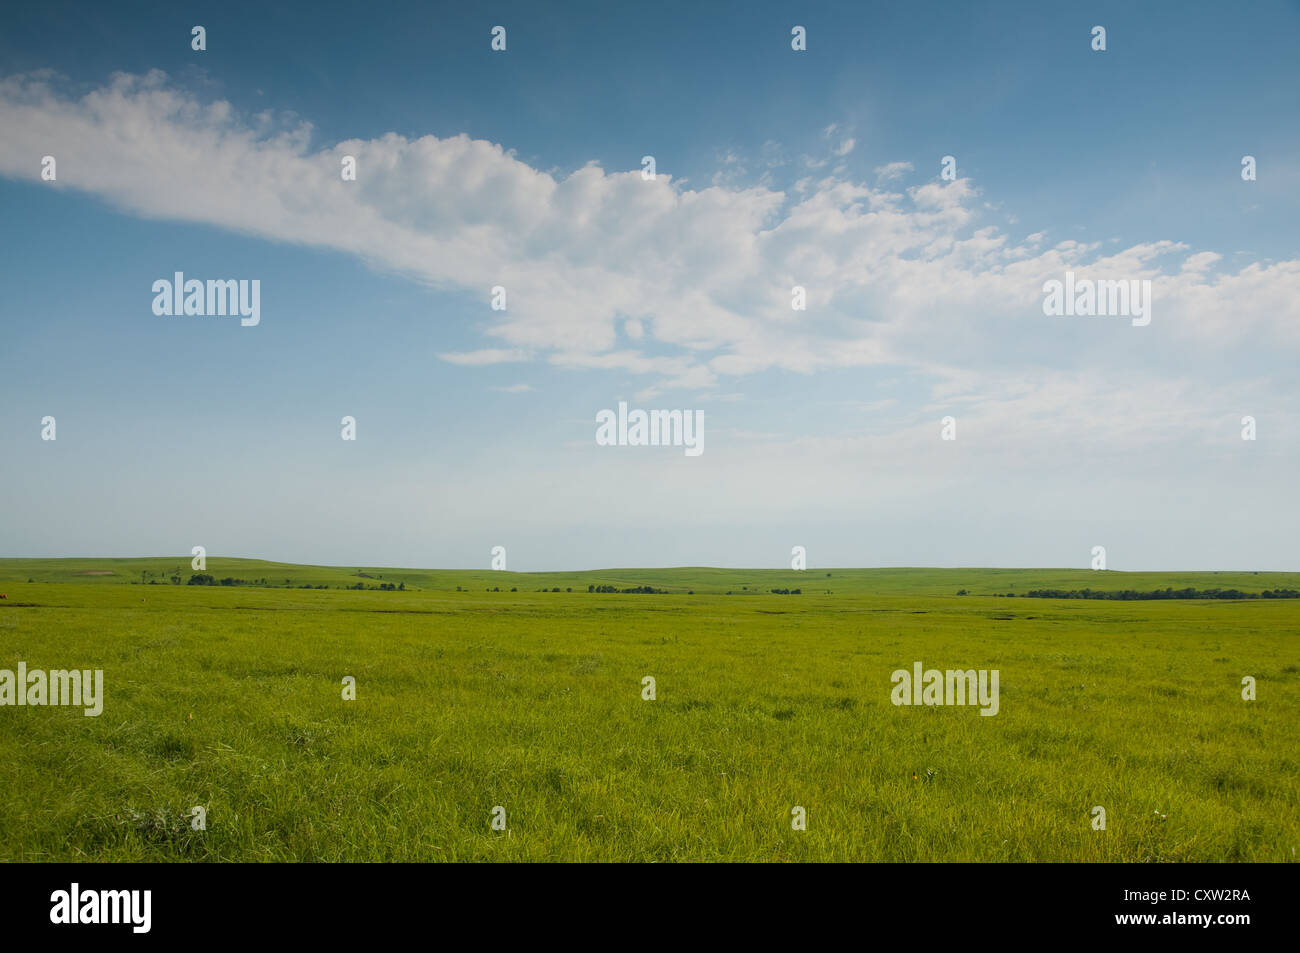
[{"x1": 0, "y1": 557, "x2": 1296, "y2": 862}]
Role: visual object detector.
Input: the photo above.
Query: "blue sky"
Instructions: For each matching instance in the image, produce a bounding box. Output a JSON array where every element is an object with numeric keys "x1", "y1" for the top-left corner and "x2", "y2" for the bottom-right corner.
[{"x1": 1, "y1": 0, "x2": 1298, "y2": 570}]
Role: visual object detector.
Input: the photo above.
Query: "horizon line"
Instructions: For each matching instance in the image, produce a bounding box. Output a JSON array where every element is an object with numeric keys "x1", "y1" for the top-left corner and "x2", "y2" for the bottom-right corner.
[{"x1": 1, "y1": 556, "x2": 1297, "y2": 575}]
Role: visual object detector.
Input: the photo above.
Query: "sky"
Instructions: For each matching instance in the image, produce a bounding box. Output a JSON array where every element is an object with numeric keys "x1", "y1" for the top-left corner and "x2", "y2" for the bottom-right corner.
[{"x1": 1, "y1": 0, "x2": 1298, "y2": 571}]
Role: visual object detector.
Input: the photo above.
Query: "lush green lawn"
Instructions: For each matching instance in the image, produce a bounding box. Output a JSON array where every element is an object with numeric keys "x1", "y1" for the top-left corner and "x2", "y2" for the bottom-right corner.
[{"x1": 0, "y1": 559, "x2": 1296, "y2": 861}]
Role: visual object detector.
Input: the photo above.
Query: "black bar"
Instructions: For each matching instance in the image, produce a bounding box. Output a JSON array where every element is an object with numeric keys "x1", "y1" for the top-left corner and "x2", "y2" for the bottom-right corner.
[{"x1": 0, "y1": 861, "x2": 1283, "y2": 941}]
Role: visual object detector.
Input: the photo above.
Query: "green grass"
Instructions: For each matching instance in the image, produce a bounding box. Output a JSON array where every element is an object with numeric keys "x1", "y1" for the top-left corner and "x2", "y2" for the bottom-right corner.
[{"x1": 0, "y1": 558, "x2": 1296, "y2": 862}]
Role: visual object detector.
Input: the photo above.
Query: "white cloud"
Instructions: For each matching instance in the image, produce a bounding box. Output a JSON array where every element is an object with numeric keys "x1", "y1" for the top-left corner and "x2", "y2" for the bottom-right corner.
[
  {"x1": 1, "y1": 69, "x2": 1297, "y2": 428},
  {"x1": 874, "y1": 160, "x2": 913, "y2": 181},
  {"x1": 438, "y1": 349, "x2": 531, "y2": 366}
]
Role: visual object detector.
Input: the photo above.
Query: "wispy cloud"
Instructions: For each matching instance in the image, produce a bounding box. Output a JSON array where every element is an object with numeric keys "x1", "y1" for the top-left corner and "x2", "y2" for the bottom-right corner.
[
  {"x1": 874, "y1": 160, "x2": 913, "y2": 182},
  {"x1": 439, "y1": 349, "x2": 531, "y2": 366},
  {"x1": 2, "y1": 69, "x2": 1297, "y2": 432}
]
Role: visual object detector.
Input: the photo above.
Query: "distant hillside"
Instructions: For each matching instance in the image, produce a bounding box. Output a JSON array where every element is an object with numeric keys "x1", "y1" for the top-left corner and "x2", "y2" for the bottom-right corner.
[{"x1": 1, "y1": 557, "x2": 1297, "y2": 598}]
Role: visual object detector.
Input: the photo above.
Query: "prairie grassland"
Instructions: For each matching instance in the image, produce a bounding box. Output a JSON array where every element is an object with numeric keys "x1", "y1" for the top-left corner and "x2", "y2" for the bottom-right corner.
[{"x1": 0, "y1": 559, "x2": 1296, "y2": 861}]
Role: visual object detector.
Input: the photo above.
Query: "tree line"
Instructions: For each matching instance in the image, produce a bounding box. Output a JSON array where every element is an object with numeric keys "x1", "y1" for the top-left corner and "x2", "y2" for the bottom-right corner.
[{"x1": 1015, "y1": 587, "x2": 1300, "y2": 601}]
